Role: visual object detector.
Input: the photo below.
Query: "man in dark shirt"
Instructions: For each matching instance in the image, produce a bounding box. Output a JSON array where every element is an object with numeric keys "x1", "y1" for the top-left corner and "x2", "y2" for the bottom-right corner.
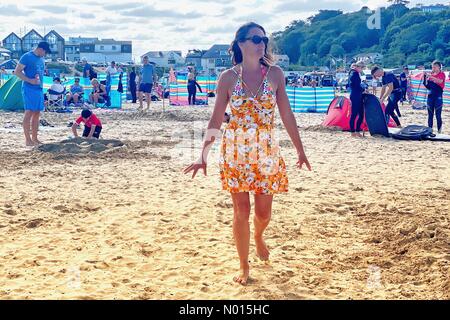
[
  {"x1": 82, "y1": 57, "x2": 96, "y2": 80},
  {"x1": 371, "y1": 66, "x2": 402, "y2": 127}
]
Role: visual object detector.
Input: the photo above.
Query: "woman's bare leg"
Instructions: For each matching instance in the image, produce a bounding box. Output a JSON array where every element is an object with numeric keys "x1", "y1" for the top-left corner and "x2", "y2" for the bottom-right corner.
[
  {"x1": 231, "y1": 192, "x2": 251, "y2": 285},
  {"x1": 254, "y1": 194, "x2": 273, "y2": 261}
]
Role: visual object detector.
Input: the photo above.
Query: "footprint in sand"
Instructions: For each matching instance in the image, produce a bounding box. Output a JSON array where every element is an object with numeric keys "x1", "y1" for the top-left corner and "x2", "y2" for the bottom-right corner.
[
  {"x1": 3, "y1": 208, "x2": 17, "y2": 216},
  {"x1": 25, "y1": 219, "x2": 44, "y2": 228},
  {"x1": 53, "y1": 205, "x2": 71, "y2": 213}
]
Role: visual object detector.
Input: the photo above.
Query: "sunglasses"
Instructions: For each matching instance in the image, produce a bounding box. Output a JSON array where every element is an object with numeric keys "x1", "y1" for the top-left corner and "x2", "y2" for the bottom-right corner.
[{"x1": 242, "y1": 35, "x2": 269, "y2": 45}]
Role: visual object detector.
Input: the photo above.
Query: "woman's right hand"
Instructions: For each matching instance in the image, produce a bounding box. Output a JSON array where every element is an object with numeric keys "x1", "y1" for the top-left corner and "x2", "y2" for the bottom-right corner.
[{"x1": 183, "y1": 158, "x2": 207, "y2": 179}]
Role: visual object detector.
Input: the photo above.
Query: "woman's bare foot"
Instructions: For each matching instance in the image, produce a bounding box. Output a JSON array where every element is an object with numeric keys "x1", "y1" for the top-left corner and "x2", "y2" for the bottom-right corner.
[
  {"x1": 351, "y1": 132, "x2": 363, "y2": 138},
  {"x1": 233, "y1": 262, "x2": 249, "y2": 285},
  {"x1": 25, "y1": 140, "x2": 34, "y2": 147},
  {"x1": 255, "y1": 236, "x2": 270, "y2": 261}
]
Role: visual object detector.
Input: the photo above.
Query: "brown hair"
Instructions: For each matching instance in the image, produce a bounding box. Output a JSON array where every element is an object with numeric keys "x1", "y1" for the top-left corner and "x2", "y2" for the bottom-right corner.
[
  {"x1": 371, "y1": 66, "x2": 382, "y2": 76},
  {"x1": 229, "y1": 22, "x2": 274, "y2": 67},
  {"x1": 432, "y1": 60, "x2": 442, "y2": 69}
]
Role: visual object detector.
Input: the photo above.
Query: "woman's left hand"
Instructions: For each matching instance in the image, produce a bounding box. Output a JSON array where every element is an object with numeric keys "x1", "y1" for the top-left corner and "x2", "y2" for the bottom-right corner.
[{"x1": 297, "y1": 152, "x2": 312, "y2": 171}]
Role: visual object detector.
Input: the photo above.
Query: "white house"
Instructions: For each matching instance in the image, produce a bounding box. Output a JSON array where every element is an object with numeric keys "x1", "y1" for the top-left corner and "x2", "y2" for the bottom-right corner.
[
  {"x1": 353, "y1": 52, "x2": 383, "y2": 64},
  {"x1": 140, "y1": 51, "x2": 185, "y2": 68},
  {"x1": 274, "y1": 54, "x2": 290, "y2": 69},
  {"x1": 0, "y1": 47, "x2": 11, "y2": 61},
  {"x1": 79, "y1": 39, "x2": 132, "y2": 64},
  {"x1": 417, "y1": 4, "x2": 448, "y2": 12},
  {"x1": 201, "y1": 44, "x2": 232, "y2": 75}
]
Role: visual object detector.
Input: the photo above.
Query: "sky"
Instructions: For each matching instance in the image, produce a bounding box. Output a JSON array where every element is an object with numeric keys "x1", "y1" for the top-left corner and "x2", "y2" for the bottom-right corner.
[{"x1": 0, "y1": 0, "x2": 444, "y2": 61}]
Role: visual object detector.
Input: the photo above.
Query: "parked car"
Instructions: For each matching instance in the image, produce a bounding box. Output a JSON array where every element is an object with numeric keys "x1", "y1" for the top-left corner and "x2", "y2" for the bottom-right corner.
[{"x1": 321, "y1": 74, "x2": 335, "y2": 87}]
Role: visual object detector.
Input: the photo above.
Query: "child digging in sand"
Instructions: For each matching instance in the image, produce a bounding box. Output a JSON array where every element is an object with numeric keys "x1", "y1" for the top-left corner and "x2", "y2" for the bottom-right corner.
[{"x1": 71, "y1": 109, "x2": 102, "y2": 139}]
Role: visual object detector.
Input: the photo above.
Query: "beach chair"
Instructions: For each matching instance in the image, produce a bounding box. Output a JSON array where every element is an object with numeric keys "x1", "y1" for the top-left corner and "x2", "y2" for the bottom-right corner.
[
  {"x1": 65, "y1": 92, "x2": 85, "y2": 107},
  {"x1": 45, "y1": 87, "x2": 67, "y2": 111}
]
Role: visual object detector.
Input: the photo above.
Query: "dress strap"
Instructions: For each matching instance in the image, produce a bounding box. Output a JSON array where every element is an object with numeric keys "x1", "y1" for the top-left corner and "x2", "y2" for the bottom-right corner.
[{"x1": 262, "y1": 66, "x2": 272, "y2": 92}]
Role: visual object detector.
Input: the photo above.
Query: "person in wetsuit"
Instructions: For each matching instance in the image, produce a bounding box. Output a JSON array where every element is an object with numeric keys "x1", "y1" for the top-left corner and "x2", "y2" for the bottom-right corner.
[
  {"x1": 348, "y1": 62, "x2": 366, "y2": 137},
  {"x1": 371, "y1": 66, "x2": 402, "y2": 127},
  {"x1": 424, "y1": 60, "x2": 446, "y2": 133},
  {"x1": 129, "y1": 67, "x2": 137, "y2": 103},
  {"x1": 187, "y1": 66, "x2": 202, "y2": 105}
]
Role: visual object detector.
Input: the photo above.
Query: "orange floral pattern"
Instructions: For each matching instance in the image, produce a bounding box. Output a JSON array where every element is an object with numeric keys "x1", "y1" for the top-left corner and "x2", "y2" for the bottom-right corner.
[{"x1": 219, "y1": 69, "x2": 288, "y2": 194}]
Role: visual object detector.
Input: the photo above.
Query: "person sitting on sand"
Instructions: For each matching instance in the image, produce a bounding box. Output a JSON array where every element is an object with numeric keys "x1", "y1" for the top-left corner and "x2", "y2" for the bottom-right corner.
[
  {"x1": 89, "y1": 78, "x2": 107, "y2": 107},
  {"x1": 71, "y1": 109, "x2": 102, "y2": 139},
  {"x1": 66, "y1": 77, "x2": 84, "y2": 106}
]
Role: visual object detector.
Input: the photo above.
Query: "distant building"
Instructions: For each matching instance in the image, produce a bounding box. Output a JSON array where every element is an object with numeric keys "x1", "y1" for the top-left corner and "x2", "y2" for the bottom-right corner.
[
  {"x1": 274, "y1": 54, "x2": 290, "y2": 69},
  {"x1": 353, "y1": 52, "x2": 383, "y2": 64},
  {"x1": 64, "y1": 42, "x2": 80, "y2": 62},
  {"x1": 417, "y1": 4, "x2": 448, "y2": 13},
  {"x1": 22, "y1": 29, "x2": 44, "y2": 53},
  {"x1": 1, "y1": 32, "x2": 21, "y2": 59},
  {"x1": 2, "y1": 31, "x2": 132, "y2": 63},
  {"x1": 68, "y1": 36, "x2": 99, "y2": 44},
  {"x1": 44, "y1": 30, "x2": 65, "y2": 61},
  {"x1": 79, "y1": 39, "x2": 132, "y2": 64},
  {"x1": 185, "y1": 49, "x2": 207, "y2": 70},
  {"x1": 140, "y1": 51, "x2": 185, "y2": 68},
  {"x1": 0, "y1": 47, "x2": 11, "y2": 61},
  {"x1": 2, "y1": 29, "x2": 65, "y2": 60},
  {"x1": 65, "y1": 37, "x2": 99, "y2": 62},
  {"x1": 201, "y1": 44, "x2": 232, "y2": 75}
]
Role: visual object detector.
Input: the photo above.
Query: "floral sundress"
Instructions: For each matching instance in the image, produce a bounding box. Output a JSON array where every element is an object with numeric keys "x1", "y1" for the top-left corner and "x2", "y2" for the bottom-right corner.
[{"x1": 219, "y1": 66, "x2": 288, "y2": 194}]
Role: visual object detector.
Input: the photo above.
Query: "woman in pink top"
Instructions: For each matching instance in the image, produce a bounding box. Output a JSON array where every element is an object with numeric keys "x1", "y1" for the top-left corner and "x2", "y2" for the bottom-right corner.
[{"x1": 423, "y1": 61, "x2": 446, "y2": 133}]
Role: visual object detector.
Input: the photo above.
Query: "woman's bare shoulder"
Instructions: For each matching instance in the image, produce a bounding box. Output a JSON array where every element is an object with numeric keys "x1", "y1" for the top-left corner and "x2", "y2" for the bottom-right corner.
[
  {"x1": 268, "y1": 65, "x2": 284, "y2": 79},
  {"x1": 218, "y1": 68, "x2": 239, "y2": 86}
]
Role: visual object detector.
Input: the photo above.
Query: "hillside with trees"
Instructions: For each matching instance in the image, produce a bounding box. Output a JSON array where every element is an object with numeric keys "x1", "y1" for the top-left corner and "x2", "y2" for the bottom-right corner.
[{"x1": 272, "y1": 3, "x2": 450, "y2": 69}]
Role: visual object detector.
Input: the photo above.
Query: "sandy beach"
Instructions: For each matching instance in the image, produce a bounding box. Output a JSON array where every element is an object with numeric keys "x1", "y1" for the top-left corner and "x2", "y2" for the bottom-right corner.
[{"x1": 0, "y1": 100, "x2": 449, "y2": 300}]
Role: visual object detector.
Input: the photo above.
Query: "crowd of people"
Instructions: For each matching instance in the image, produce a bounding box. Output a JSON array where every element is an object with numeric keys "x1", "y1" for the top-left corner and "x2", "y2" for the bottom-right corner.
[
  {"x1": 346, "y1": 60, "x2": 446, "y2": 137},
  {"x1": 7, "y1": 21, "x2": 449, "y2": 287}
]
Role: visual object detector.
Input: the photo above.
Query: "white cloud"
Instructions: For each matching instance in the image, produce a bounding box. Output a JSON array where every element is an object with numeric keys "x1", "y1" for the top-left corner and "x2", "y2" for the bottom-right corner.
[{"x1": 0, "y1": 0, "x2": 444, "y2": 60}]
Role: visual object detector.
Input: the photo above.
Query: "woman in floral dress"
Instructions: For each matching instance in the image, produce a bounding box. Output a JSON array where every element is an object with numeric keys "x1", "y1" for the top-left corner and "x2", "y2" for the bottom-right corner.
[{"x1": 184, "y1": 22, "x2": 311, "y2": 285}]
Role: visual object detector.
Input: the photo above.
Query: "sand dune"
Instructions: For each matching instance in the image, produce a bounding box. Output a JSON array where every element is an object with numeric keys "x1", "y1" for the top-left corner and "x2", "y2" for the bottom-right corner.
[{"x1": 0, "y1": 100, "x2": 449, "y2": 299}]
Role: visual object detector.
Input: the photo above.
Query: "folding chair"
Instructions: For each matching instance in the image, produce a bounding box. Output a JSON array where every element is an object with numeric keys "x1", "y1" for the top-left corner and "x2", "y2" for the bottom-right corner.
[
  {"x1": 45, "y1": 87, "x2": 67, "y2": 111},
  {"x1": 65, "y1": 92, "x2": 85, "y2": 107}
]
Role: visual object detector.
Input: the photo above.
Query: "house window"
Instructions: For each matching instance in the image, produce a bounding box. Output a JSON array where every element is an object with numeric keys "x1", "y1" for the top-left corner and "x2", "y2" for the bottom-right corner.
[
  {"x1": 112, "y1": 46, "x2": 116, "y2": 50},
  {"x1": 100, "y1": 46, "x2": 104, "y2": 50},
  {"x1": 209, "y1": 59, "x2": 214, "y2": 64},
  {"x1": 47, "y1": 34, "x2": 57, "y2": 44}
]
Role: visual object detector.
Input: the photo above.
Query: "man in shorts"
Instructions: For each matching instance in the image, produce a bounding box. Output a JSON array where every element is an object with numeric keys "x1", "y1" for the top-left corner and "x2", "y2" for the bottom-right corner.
[
  {"x1": 14, "y1": 41, "x2": 51, "y2": 146},
  {"x1": 138, "y1": 56, "x2": 154, "y2": 112}
]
